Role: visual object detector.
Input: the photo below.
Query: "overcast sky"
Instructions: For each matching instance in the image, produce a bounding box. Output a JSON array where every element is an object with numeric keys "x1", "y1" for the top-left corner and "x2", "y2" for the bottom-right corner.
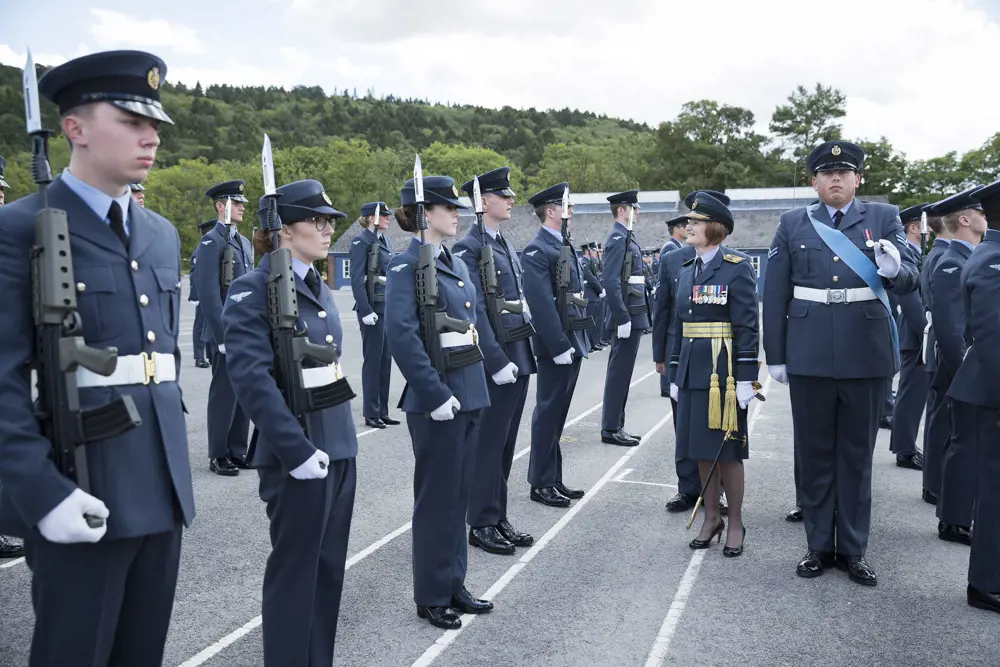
[{"x1": 2, "y1": 0, "x2": 998, "y2": 161}]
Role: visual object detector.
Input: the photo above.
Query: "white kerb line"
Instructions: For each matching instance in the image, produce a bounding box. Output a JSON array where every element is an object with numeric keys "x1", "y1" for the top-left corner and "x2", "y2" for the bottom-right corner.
[
  {"x1": 0, "y1": 557, "x2": 24, "y2": 569},
  {"x1": 643, "y1": 372, "x2": 773, "y2": 667},
  {"x1": 410, "y1": 406, "x2": 676, "y2": 667},
  {"x1": 175, "y1": 369, "x2": 657, "y2": 667}
]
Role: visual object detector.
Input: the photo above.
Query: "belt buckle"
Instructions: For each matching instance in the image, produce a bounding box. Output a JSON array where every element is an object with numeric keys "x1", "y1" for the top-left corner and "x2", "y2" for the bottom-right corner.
[
  {"x1": 828, "y1": 288, "x2": 846, "y2": 304},
  {"x1": 469, "y1": 323, "x2": 479, "y2": 346},
  {"x1": 141, "y1": 351, "x2": 158, "y2": 385},
  {"x1": 333, "y1": 362, "x2": 343, "y2": 380}
]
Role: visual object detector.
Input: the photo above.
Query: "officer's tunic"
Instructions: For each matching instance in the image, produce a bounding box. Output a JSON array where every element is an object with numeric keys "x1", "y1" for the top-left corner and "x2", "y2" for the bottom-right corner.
[
  {"x1": 762, "y1": 199, "x2": 918, "y2": 557},
  {"x1": 191, "y1": 221, "x2": 253, "y2": 461},
  {"x1": 223, "y1": 253, "x2": 358, "y2": 667},
  {"x1": 453, "y1": 227, "x2": 537, "y2": 528},
  {"x1": 580, "y1": 253, "x2": 603, "y2": 348},
  {"x1": 921, "y1": 237, "x2": 951, "y2": 496},
  {"x1": 889, "y1": 241, "x2": 929, "y2": 456},
  {"x1": 670, "y1": 246, "x2": 759, "y2": 461},
  {"x1": 384, "y1": 238, "x2": 490, "y2": 607},
  {"x1": 188, "y1": 244, "x2": 207, "y2": 362},
  {"x1": 520, "y1": 226, "x2": 590, "y2": 489},
  {"x1": 348, "y1": 227, "x2": 394, "y2": 420},
  {"x1": 601, "y1": 222, "x2": 651, "y2": 433},
  {"x1": 947, "y1": 228, "x2": 1000, "y2": 594},
  {"x1": 0, "y1": 174, "x2": 195, "y2": 666}
]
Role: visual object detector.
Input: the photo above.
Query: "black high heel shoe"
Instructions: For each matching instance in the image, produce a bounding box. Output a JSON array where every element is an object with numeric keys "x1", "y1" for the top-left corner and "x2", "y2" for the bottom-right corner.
[
  {"x1": 723, "y1": 526, "x2": 746, "y2": 558},
  {"x1": 689, "y1": 519, "x2": 725, "y2": 549}
]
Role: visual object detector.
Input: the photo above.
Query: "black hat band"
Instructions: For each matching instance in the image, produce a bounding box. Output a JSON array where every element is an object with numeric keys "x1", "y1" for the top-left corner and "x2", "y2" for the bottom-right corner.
[{"x1": 55, "y1": 75, "x2": 161, "y2": 112}]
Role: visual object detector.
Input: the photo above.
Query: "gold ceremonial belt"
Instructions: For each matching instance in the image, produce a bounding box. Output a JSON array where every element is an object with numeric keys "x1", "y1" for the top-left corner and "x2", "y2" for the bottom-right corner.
[{"x1": 682, "y1": 322, "x2": 733, "y2": 338}]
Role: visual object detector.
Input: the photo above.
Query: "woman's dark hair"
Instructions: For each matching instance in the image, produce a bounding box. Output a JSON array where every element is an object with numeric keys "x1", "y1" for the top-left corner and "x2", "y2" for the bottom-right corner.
[
  {"x1": 252, "y1": 227, "x2": 276, "y2": 256},
  {"x1": 395, "y1": 204, "x2": 444, "y2": 233}
]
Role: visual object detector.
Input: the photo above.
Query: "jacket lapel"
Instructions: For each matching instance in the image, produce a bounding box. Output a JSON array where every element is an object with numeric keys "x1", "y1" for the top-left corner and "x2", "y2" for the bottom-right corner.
[
  {"x1": 126, "y1": 199, "x2": 156, "y2": 261},
  {"x1": 435, "y1": 246, "x2": 462, "y2": 280},
  {"x1": 838, "y1": 199, "x2": 866, "y2": 232},
  {"x1": 294, "y1": 271, "x2": 324, "y2": 309},
  {"x1": 49, "y1": 178, "x2": 128, "y2": 258},
  {"x1": 695, "y1": 250, "x2": 723, "y2": 285}
]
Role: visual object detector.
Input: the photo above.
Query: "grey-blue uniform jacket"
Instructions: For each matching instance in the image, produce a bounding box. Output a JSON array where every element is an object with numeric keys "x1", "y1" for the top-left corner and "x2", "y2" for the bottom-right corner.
[
  {"x1": 453, "y1": 227, "x2": 537, "y2": 377},
  {"x1": 602, "y1": 222, "x2": 651, "y2": 329},
  {"x1": 580, "y1": 255, "x2": 603, "y2": 300},
  {"x1": 928, "y1": 241, "x2": 974, "y2": 384},
  {"x1": 947, "y1": 229, "x2": 1000, "y2": 409},
  {"x1": 763, "y1": 200, "x2": 919, "y2": 378},
  {"x1": 520, "y1": 227, "x2": 591, "y2": 359},
  {"x1": 921, "y1": 237, "x2": 950, "y2": 372},
  {"x1": 669, "y1": 247, "x2": 759, "y2": 388},
  {"x1": 191, "y1": 222, "x2": 254, "y2": 347},
  {"x1": 897, "y1": 243, "x2": 926, "y2": 352},
  {"x1": 0, "y1": 177, "x2": 195, "y2": 539},
  {"x1": 349, "y1": 227, "x2": 391, "y2": 319},
  {"x1": 188, "y1": 249, "x2": 200, "y2": 303},
  {"x1": 222, "y1": 253, "x2": 358, "y2": 469},
  {"x1": 652, "y1": 245, "x2": 696, "y2": 383},
  {"x1": 384, "y1": 238, "x2": 491, "y2": 414}
]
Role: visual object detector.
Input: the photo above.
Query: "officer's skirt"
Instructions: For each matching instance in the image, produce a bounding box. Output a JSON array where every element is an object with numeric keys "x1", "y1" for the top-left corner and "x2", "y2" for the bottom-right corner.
[{"x1": 675, "y1": 388, "x2": 749, "y2": 462}]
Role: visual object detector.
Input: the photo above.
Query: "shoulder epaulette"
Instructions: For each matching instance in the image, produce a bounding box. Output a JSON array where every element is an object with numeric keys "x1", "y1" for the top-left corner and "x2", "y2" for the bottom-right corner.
[{"x1": 723, "y1": 254, "x2": 745, "y2": 264}]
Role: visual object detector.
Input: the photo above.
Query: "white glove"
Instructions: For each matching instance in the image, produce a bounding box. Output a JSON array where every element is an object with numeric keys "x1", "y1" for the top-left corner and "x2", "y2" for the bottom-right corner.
[
  {"x1": 617, "y1": 321, "x2": 632, "y2": 339},
  {"x1": 191, "y1": 300, "x2": 199, "y2": 306},
  {"x1": 769, "y1": 364, "x2": 788, "y2": 384},
  {"x1": 491, "y1": 362, "x2": 519, "y2": 385},
  {"x1": 218, "y1": 344, "x2": 226, "y2": 354},
  {"x1": 736, "y1": 381, "x2": 755, "y2": 409},
  {"x1": 599, "y1": 290, "x2": 606, "y2": 298},
  {"x1": 431, "y1": 396, "x2": 461, "y2": 421},
  {"x1": 553, "y1": 348, "x2": 575, "y2": 365},
  {"x1": 669, "y1": 383, "x2": 679, "y2": 401},
  {"x1": 362, "y1": 312, "x2": 379, "y2": 325},
  {"x1": 289, "y1": 449, "x2": 330, "y2": 480},
  {"x1": 37, "y1": 488, "x2": 109, "y2": 544},
  {"x1": 874, "y1": 240, "x2": 901, "y2": 279}
]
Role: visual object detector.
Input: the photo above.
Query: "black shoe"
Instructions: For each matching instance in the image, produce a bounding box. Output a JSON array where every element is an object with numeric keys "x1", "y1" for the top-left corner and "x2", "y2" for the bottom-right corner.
[
  {"x1": 967, "y1": 585, "x2": 1000, "y2": 614},
  {"x1": 665, "y1": 492, "x2": 697, "y2": 512},
  {"x1": 622, "y1": 430, "x2": 641, "y2": 441},
  {"x1": 209, "y1": 457, "x2": 239, "y2": 476},
  {"x1": 380, "y1": 415, "x2": 401, "y2": 425},
  {"x1": 451, "y1": 587, "x2": 493, "y2": 614},
  {"x1": 938, "y1": 522, "x2": 973, "y2": 546},
  {"x1": 880, "y1": 416, "x2": 893, "y2": 430},
  {"x1": 497, "y1": 519, "x2": 534, "y2": 547},
  {"x1": 469, "y1": 526, "x2": 515, "y2": 555},
  {"x1": 835, "y1": 555, "x2": 877, "y2": 586},
  {"x1": 417, "y1": 605, "x2": 461, "y2": 629},
  {"x1": 0, "y1": 535, "x2": 24, "y2": 559},
  {"x1": 530, "y1": 487, "x2": 570, "y2": 508},
  {"x1": 230, "y1": 455, "x2": 252, "y2": 470},
  {"x1": 719, "y1": 493, "x2": 729, "y2": 516},
  {"x1": 601, "y1": 429, "x2": 639, "y2": 446},
  {"x1": 922, "y1": 489, "x2": 938, "y2": 505},
  {"x1": 365, "y1": 417, "x2": 387, "y2": 429},
  {"x1": 786, "y1": 507, "x2": 803, "y2": 522},
  {"x1": 796, "y1": 550, "x2": 835, "y2": 578},
  {"x1": 195, "y1": 359, "x2": 211, "y2": 368},
  {"x1": 723, "y1": 526, "x2": 746, "y2": 558},
  {"x1": 554, "y1": 481, "x2": 584, "y2": 499},
  {"x1": 896, "y1": 451, "x2": 923, "y2": 470},
  {"x1": 689, "y1": 519, "x2": 725, "y2": 549}
]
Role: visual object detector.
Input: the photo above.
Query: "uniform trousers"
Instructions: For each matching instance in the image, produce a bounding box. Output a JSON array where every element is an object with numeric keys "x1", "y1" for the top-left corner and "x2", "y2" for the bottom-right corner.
[
  {"x1": 889, "y1": 348, "x2": 927, "y2": 456},
  {"x1": 922, "y1": 384, "x2": 951, "y2": 496},
  {"x1": 601, "y1": 332, "x2": 641, "y2": 432},
  {"x1": 358, "y1": 314, "x2": 392, "y2": 420},
  {"x1": 409, "y1": 410, "x2": 482, "y2": 607},
  {"x1": 937, "y1": 399, "x2": 978, "y2": 527},
  {"x1": 192, "y1": 304, "x2": 206, "y2": 361},
  {"x1": 25, "y1": 522, "x2": 183, "y2": 667},
  {"x1": 258, "y1": 458, "x2": 356, "y2": 667},
  {"x1": 207, "y1": 351, "x2": 250, "y2": 460},
  {"x1": 467, "y1": 376, "x2": 530, "y2": 528},
  {"x1": 789, "y1": 374, "x2": 885, "y2": 556},
  {"x1": 969, "y1": 406, "x2": 1000, "y2": 592},
  {"x1": 528, "y1": 357, "x2": 582, "y2": 488}
]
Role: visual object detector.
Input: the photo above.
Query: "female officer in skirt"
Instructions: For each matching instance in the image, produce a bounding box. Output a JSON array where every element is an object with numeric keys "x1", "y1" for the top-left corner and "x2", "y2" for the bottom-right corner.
[
  {"x1": 668, "y1": 192, "x2": 759, "y2": 557},
  {"x1": 385, "y1": 173, "x2": 495, "y2": 630},
  {"x1": 223, "y1": 179, "x2": 359, "y2": 666}
]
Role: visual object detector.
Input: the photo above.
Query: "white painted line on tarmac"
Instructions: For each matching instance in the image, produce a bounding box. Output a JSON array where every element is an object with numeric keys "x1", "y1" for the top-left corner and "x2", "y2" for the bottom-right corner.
[
  {"x1": 612, "y1": 479, "x2": 678, "y2": 489},
  {"x1": 0, "y1": 557, "x2": 24, "y2": 569},
  {"x1": 410, "y1": 408, "x2": 675, "y2": 667},
  {"x1": 612, "y1": 467, "x2": 634, "y2": 482},
  {"x1": 643, "y1": 372, "x2": 772, "y2": 667}
]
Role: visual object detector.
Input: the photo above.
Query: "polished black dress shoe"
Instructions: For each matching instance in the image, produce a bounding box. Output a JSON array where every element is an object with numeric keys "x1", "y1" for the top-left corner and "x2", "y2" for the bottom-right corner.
[
  {"x1": 210, "y1": 457, "x2": 239, "y2": 476},
  {"x1": 379, "y1": 415, "x2": 401, "y2": 425},
  {"x1": 622, "y1": 430, "x2": 641, "y2": 441},
  {"x1": 230, "y1": 455, "x2": 252, "y2": 470},
  {"x1": 469, "y1": 526, "x2": 515, "y2": 555},
  {"x1": 0, "y1": 535, "x2": 25, "y2": 559},
  {"x1": 417, "y1": 605, "x2": 461, "y2": 629},
  {"x1": 497, "y1": 519, "x2": 534, "y2": 547},
  {"x1": 796, "y1": 550, "x2": 835, "y2": 578},
  {"x1": 554, "y1": 481, "x2": 584, "y2": 499},
  {"x1": 723, "y1": 525, "x2": 746, "y2": 558},
  {"x1": 451, "y1": 587, "x2": 493, "y2": 614},
  {"x1": 601, "y1": 429, "x2": 639, "y2": 446},
  {"x1": 365, "y1": 417, "x2": 387, "y2": 429},
  {"x1": 530, "y1": 487, "x2": 570, "y2": 508},
  {"x1": 665, "y1": 492, "x2": 697, "y2": 512},
  {"x1": 689, "y1": 519, "x2": 725, "y2": 549},
  {"x1": 922, "y1": 489, "x2": 938, "y2": 505},
  {"x1": 938, "y1": 522, "x2": 973, "y2": 546},
  {"x1": 968, "y1": 585, "x2": 1000, "y2": 614},
  {"x1": 786, "y1": 507, "x2": 803, "y2": 522},
  {"x1": 879, "y1": 416, "x2": 893, "y2": 430},
  {"x1": 195, "y1": 359, "x2": 211, "y2": 368},
  {"x1": 836, "y1": 555, "x2": 877, "y2": 586},
  {"x1": 896, "y1": 452, "x2": 923, "y2": 470}
]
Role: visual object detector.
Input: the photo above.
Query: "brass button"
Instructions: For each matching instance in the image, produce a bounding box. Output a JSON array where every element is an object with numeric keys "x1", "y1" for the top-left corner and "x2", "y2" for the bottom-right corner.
[
  {"x1": 318, "y1": 311, "x2": 327, "y2": 319},
  {"x1": 458, "y1": 281, "x2": 465, "y2": 287},
  {"x1": 76, "y1": 282, "x2": 86, "y2": 292},
  {"x1": 465, "y1": 301, "x2": 471, "y2": 309},
  {"x1": 131, "y1": 260, "x2": 139, "y2": 271},
  {"x1": 146, "y1": 331, "x2": 156, "y2": 343},
  {"x1": 139, "y1": 294, "x2": 149, "y2": 306},
  {"x1": 834, "y1": 256, "x2": 840, "y2": 262},
  {"x1": 833, "y1": 276, "x2": 839, "y2": 282},
  {"x1": 325, "y1": 334, "x2": 334, "y2": 344}
]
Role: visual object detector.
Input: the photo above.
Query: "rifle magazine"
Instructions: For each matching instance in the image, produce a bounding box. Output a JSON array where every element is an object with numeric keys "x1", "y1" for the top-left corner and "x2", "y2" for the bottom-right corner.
[
  {"x1": 309, "y1": 377, "x2": 356, "y2": 410},
  {"x1": 78, "y1": 395, "x2": 142, "y2": 443}
]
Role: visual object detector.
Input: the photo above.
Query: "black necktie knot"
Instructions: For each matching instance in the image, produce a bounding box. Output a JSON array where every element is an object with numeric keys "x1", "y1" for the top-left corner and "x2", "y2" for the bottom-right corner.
[
  {"x1": 695, "y1": 257, "x2": 703, "y2": 277},
  {"x1": 304, "y1": 269, "x2": 321, "y2": 298},
  {"x1": 108, "y1": 202, "x2": 128, "y2": 249}
]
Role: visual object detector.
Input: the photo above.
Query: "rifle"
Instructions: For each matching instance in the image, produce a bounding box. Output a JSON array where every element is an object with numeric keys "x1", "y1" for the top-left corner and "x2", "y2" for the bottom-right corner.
[
  {"x1": 472, "y1": 175, "x2": 530, "y2": 345},
  {"x1": 920, "y1": 209, "x2": 928, "y2": 259},
  {"x1": 247, "y1": 135, "x2": 354, "y2": 463},
  {"x1": 24, "y1": 50, "x2": 141, "y2": 528},
  {"x1": 220, "y1": 197, "x2": 235, "y2": 292},
  {"x1": 555, "y1": 186, "x2": 593, "y2": 333},
  {"x1": 365, "y1": 204, "x2": 386, "y2": 306}
]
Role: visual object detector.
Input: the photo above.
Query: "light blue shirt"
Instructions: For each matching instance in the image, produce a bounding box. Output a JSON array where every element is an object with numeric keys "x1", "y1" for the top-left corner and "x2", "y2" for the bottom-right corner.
[
  {"x1": 291, "y1": 257, "x2": 315, "y2": 281},
  {"x1": 695, "y1": 246, "x2": 720, "y2": 266},
  {"x1": 216, "y1": 221, "x2": 238, "y2": 238},
  {"x1": 541, "y1": 225, "x2": 562, "y2": 243},
  {"x1": 485, "y1": 226, "x2": 499, "y2": 239},
  {"x1": 825, "y1": 198, "x2": 854, "y2": 222},
  {"x1": 908, "y1": 240, "x2": 920, "y2": 254},
  {"x1": 953, "y1": 238, "x2": 976, "y2": 252},
  {"x1": 61, "y1": 168, "x2": 132, "y2": 235}
]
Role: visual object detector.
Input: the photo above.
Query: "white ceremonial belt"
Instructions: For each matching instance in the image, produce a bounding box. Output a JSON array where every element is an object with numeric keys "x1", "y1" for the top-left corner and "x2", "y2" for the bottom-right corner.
[
  {"x1": 922, "y1": 312, "x2": 933, "y2": 364},
  {"x1": 441, "y1": 325, "x2": 479, "y2": 349},
  {"x1": 301, "y1": 363, "x2": 344, "y2": 389},
  {"x1": 793, "y1": 286, "x2": 877, "y2": 304},
  {"x1": 76, "y1": 352, "x2": 177, "y2": 387},
  {"x1": 627, "y1": 276, "x2": 646, "y2": 285}
]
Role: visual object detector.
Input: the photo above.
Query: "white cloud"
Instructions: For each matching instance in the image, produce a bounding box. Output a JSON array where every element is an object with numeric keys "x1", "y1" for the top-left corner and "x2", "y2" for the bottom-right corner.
[{"x1": 87, "y1": 9, "x2": 203, "y2": 56}]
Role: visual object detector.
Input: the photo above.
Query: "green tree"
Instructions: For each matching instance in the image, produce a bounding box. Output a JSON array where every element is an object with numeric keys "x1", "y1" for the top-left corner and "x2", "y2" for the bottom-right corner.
[{"x1": 770, "y1": 83, "x2": 847, "y2": 183}]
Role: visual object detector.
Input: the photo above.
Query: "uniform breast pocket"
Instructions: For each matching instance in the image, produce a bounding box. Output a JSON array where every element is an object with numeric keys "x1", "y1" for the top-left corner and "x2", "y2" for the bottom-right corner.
[
  {"x1": 153, "y1": 266, "x2": 180, "y2": 335},
  {"x1": 790, "y1": 237, "x2": 823, "y2": 276},
  {"x1": 74, "y1": 265, "x2": 118, "y2": 343}
]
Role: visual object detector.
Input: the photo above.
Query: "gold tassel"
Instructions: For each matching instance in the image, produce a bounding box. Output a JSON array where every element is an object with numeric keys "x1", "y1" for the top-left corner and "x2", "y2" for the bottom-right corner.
[
  {"x1": 708, "y1": 372, "x2": 721, "y2": 429},
  {"x1": 722, "y1": 375, "x2": 738, "y2": 432}
]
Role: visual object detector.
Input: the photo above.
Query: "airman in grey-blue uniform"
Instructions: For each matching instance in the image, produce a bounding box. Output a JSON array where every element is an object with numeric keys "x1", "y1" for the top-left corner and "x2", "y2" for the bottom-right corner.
[
  {"x1": 600, "y1": 189, "x2": 650, "y2": 446},
  {"x1": 348, "y1": 201, "x2": 399, "y2": 429},
  {"x1": 580, "y1": 243, "x2": 605, "y2": 353},
  {"x1": 192, "y1": 179, "x2": 254, "y2": 475},
  {"x1": 763, "y1": 141, "x2": 919, "y2": 587},
  {"x1": 189, "y1": 219, "x2": 215, "y2": 368},
  {"x1": 0, "y1": 155, "x2": 22, "y2": 561},
  {"x1": 0, "y1": 50, "x2": 195, "y2": 666}
]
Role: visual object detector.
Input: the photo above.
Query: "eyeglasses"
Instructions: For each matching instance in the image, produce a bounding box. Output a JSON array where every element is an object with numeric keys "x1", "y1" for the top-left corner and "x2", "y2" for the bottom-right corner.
[{"x1": 304, "y1": 216, "x2": 335, "y2": 231}]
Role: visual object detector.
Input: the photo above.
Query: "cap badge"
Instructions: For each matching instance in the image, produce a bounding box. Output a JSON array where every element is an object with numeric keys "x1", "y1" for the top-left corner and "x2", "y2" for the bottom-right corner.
[
  {"x1": 691, "y1": 199, "x2": 699, "y2": 210},
  {"x1": 147, "y1": 66, "x2": 161, "y2": 91},
  {"x1": 322, "y1": 192, "x2": 333, "y2": 206},
  {"x1": 238, "y1": 182, "x2": 245, "y2": 192},
  {"x1": 831, "y1": 145, "x2": 842, "y2": 156},
  {"x1": 452, "y1": 185, "x2": 459, "y2": 197}
]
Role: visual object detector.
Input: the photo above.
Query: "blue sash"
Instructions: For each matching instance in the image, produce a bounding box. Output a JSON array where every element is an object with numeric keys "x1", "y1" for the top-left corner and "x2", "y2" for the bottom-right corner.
[{"x1": 806, "y1": 205, "x2": 900, "y2": 369}]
